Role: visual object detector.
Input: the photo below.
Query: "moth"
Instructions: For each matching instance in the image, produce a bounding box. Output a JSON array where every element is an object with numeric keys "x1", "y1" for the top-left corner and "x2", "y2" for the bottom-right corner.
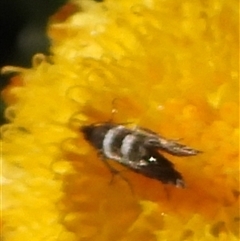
[{"x1": 81, "y1": 122, "x2": 201, "y2": 188}]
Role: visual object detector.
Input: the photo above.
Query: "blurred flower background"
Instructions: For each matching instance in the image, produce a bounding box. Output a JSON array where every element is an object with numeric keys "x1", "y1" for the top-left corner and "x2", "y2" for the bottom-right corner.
[{"x1": 0, "y1": 0, "x2": 73, "y2": 123}]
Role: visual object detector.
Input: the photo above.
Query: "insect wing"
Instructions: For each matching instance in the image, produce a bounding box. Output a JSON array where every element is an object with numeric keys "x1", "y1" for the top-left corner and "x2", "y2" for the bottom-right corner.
[
  {"x1": 144, "y1": 136, "x2": 201, "y2": 156},
  {"x1": 133, "y1": 148, "x2": 185, "y2": 188}
]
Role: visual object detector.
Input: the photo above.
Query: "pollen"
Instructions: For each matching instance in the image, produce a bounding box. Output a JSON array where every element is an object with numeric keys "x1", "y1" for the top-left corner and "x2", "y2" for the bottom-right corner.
[{"x1": 1, "y1": 0, "x2": 239, "y2": 241}]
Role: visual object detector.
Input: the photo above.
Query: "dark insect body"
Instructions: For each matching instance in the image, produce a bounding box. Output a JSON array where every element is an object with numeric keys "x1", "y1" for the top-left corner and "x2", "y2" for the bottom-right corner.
[{"x1": 81, "y1": 123, "x2": 201, "y2": 188}]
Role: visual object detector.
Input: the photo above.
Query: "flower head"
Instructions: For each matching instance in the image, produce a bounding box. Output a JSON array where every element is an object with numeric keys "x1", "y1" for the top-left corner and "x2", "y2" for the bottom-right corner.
[{"x1": 2, "y1": 0, "x2": 239, "y2": 240}]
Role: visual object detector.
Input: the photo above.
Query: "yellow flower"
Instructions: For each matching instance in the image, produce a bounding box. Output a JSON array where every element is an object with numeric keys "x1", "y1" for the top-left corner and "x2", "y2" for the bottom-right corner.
[{"x1": 2, "y1": 0, "x2": 239, "y2": 240}]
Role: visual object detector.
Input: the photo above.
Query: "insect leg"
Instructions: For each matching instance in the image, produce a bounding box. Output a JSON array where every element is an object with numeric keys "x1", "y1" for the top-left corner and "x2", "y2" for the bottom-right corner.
[
  {"x1": 101, "y1": 157, "x2": 121, "y2": 178},
  {"x1": 99, "y1": 155, "x2": 134, "y2": 193}
]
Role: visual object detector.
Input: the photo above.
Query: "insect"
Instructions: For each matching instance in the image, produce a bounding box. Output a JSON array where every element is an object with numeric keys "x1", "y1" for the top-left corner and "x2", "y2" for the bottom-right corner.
[{"x1": 81, "y1": 122, "x2": 201, "y2": 188}]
